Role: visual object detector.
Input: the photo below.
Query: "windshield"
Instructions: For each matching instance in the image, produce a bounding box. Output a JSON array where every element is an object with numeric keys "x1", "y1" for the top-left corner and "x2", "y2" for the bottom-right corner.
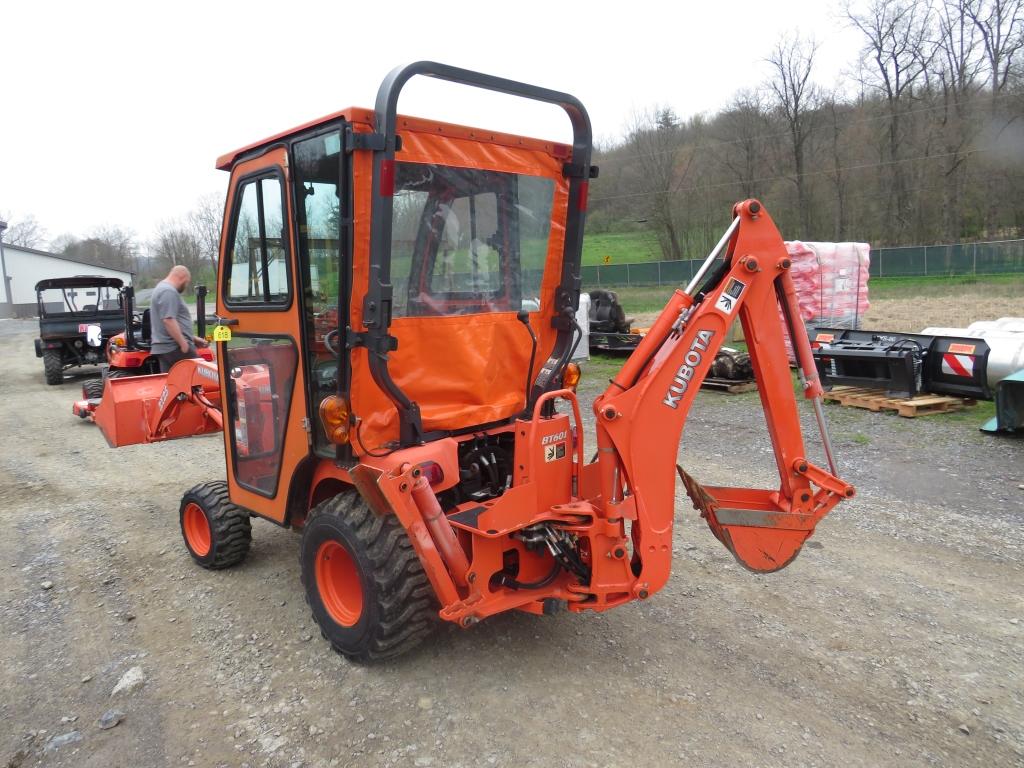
[
  {"x1": 390, "y1": 163, "x2": 555, "y2": 317},
  {"x1": 38, "y1": 285, "x2": 121, "y2": 317}
]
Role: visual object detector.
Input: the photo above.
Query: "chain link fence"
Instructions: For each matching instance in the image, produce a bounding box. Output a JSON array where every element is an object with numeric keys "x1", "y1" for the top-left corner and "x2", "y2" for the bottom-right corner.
[{"x1": 581, "y1": 239, "x2": 1024, "y2": 286}]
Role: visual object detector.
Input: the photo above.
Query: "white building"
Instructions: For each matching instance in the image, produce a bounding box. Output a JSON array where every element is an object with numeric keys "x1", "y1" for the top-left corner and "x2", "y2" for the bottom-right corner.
[{"x1": 0, "y1": 243, "x2": 133, "y2": 318}]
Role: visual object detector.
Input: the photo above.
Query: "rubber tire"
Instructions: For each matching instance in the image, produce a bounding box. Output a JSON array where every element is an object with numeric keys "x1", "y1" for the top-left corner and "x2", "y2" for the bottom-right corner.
[
  {"x1": 83, "y1": 378, "x2": 104, "y2": 399},
  {"x1": 43, "y1": 350, "x2": 63, "y2": 385},
  {"x1": 179, "y1": 481, "x2": 252, "y2": 569},
  {"x1": 300, "y1": 492, "x2": 437, "y2": 662},
  {"x1": 106, "y1": 368, "x2": 129, "y2": 379}
]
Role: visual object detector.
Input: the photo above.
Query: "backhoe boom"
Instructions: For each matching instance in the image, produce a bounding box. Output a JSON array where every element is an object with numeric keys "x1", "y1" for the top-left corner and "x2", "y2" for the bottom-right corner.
[{"x1": 593, "y1": 200, "x2": 854, "y2": 582}]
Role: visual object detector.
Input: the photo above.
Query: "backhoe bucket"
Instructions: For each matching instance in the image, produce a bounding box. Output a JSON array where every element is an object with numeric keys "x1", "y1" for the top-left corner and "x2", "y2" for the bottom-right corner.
[
  {"x1": 93, "y1": 361, "x2": 223, "y2": 447},
  {"x1": 679, "y1": 468, "x2": 823, "y2": 573},
  {"x1": 703, "y1": 498, "x2": 812, "y2": 573}
]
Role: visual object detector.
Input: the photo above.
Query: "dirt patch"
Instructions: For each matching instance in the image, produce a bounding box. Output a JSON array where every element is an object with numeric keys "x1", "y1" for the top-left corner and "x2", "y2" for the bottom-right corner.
[
  {"x1": 864, "y1": 290, "x2": 1023, "y2": 333},
  {"x1": 1, "y1": 324, "x2": 1022, "y2": 767}
]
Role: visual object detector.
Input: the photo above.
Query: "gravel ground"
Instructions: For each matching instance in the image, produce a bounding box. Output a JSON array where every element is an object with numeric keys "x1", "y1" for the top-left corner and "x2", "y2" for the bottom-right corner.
[{"x1": 1, "y1": 322, "x2": 1022, "y2": 768}]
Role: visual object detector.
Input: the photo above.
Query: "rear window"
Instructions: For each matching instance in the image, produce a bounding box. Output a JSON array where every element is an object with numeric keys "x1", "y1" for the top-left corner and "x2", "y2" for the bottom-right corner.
[
  {"x1": 390, "y1": 163, "x2": 555, "y2": 317},
  {"x1": 38, "y1": 285, "x2": 121, "y2": 316}
]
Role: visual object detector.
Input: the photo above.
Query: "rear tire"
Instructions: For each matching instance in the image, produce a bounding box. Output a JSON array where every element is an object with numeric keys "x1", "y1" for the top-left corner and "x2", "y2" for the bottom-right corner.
[
  {"x1": 106, "y1": 368, "x2": 129, "y2": 379},
  {"x1": 300, "y1": 492, "x2": 437, "y2": 662},
  {"x1": 83, "y1": 378, "x2": 104, "y2": 399},
  {"x1": 179, "y1": 482, "x2": 252, "y2": 569},
  {"x1": 43, "y1": 350, "x2": 63, "y2": 385}
]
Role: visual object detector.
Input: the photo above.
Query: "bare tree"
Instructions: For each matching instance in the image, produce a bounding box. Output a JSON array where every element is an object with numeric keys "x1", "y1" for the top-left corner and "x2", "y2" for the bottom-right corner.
[
  {"x1": 625, "y1": 107, "x2": 698, "y2": 260},
  {"x1": 934, "y1": 0, "x2": 986, "y2": 238},
  {"x1": 716, "y1": 89, "x2": 774, "y2": 200},
  {"x1": 822, "y1": 91, "x2": 853, "y2": 240},
  {"x1": 965, "y1": 0, "x2": 1024, "y2": 107},
  {"x1": 0, "y1": 213, "x2": 47, "y2": 248},
  {"x1": 846, "y1": 0, "x2": 936, "y2": 236},
  {"x1": 59, "y1": 227, "x2": 137, "y2": 272},
  {"x1": 49, "y1": 233, "x2": 78, "y2": 253},
  {"x1": 152, "y1": 219, "x2": 205, "y2": 275},
  {"x1": 767, "y1": 36, "x2": 822, "y2": 235},
  {"x1": 187, "y1": 192, "x2": 224, "y2": 272}
]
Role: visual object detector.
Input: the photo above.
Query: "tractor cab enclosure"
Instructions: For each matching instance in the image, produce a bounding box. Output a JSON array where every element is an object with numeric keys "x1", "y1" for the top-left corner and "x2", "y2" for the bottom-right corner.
[{"x1": 211, "y1": 65, "x2": 590, "y2": 526}]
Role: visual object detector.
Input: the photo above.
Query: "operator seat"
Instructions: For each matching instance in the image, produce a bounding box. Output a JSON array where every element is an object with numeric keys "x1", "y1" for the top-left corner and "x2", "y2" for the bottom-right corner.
[{"x1": 139, "y1": 309, "x2": 152, "y2": 348}]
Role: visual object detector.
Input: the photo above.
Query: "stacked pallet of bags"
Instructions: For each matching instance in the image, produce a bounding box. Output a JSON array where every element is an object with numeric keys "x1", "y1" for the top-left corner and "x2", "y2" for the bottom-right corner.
[{"x1": 781, "y1": 241, "x2": 871, "y2": 359}]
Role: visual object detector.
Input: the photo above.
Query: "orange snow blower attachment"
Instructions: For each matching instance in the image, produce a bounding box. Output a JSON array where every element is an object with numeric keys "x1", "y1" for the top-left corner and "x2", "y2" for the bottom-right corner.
[{"x1": 92, "y1": 359, "x2": 224, "y2": 447}]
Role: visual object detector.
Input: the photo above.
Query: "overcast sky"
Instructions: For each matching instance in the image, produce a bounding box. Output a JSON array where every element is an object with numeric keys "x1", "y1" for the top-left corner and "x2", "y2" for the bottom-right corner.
[{"x1": 0, "y1": 0, "x2": 863, "y2": 247}]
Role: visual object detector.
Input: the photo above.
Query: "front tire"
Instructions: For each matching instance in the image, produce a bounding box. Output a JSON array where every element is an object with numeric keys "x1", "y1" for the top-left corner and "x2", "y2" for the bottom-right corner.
[
  {"x1": 300, "y1": 493, "x2": 436, "y2": 662},
  {"x1": 83, "y1": 378, "x2": 104, "y2": 399},
  {"x1": 43, "y1": 350, "x2": 63, "y2": 385},
  {"x1": 179, "y1": 482, "x2": 252, "y2": 569}
]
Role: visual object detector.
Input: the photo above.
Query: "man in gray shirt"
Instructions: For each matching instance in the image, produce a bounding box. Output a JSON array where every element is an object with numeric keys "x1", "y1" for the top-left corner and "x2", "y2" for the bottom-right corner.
[{"x1": 150, "y1": 265, "x2": 209, "y2": 372}]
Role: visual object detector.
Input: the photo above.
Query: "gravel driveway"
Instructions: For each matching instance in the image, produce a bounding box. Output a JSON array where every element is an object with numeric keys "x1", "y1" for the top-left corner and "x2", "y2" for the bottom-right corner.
[{"x1": 1, "y1": 326, "x2": 1022, "y2": 767}]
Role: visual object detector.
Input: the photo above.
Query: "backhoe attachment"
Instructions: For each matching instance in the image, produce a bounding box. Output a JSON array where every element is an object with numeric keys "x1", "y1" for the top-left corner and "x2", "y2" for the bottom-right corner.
[{"x1": 593, "y1": 199, "x2": 854, "y2": 578}]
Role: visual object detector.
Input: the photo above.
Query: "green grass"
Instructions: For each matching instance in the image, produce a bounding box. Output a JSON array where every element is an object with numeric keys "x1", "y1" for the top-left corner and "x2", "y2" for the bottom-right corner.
[
  {"x1": 582, "y1": 231, "x2": 663, "y2": 266},
  {"x1": 585, "y1": 273, "x2": 1023, "y2": 314},
  {"x1": 589, "y1": 285, "x2": 679, "y2": 314},
  {"x1": 939, "y1": 399, "x2": 996, "y2": 424},
  {"x1": 868, "y1": 273, "x2": 1024, "y2": 299}
]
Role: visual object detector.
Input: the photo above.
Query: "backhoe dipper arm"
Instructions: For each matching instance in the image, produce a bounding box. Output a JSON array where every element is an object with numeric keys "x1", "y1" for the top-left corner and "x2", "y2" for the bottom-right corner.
[{"x1": 592, "y1": 200, "x2": 854, "y2": 593}]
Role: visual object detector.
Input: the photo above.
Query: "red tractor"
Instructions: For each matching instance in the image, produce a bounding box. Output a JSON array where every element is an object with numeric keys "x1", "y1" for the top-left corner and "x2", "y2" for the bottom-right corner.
[
  {"x1": 74, "y1": 284, "x2": 215, "y2": 411},
  {"x1": 88, "y1": 62, "x2": 853, "y2": 661}
]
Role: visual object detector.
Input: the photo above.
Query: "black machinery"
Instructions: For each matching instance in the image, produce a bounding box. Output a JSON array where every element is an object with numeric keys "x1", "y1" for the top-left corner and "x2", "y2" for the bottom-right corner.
[{"x1": 811, "y1": 328, "x2": 992, "y2": 400}]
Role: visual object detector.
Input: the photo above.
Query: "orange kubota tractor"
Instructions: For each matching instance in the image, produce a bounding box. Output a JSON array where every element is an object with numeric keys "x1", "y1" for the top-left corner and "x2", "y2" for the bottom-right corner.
[{"x1": 90, "y1": 62, "x2": 853, "y2": 661}]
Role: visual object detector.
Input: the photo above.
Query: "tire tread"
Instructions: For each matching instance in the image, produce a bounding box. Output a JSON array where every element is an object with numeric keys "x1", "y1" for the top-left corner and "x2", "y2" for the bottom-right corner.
[
  {"x1": 300, "y1": 492, "x2": 437, "y2": 662},
  {"x1": 180, "y1": 481, "x2": 252, "y2": 569}
]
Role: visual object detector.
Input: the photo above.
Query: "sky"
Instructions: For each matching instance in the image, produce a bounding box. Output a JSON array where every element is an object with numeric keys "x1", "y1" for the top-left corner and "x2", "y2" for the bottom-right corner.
[{"x1": 0, "y1": 0, "x2": 864, "y2": 248}]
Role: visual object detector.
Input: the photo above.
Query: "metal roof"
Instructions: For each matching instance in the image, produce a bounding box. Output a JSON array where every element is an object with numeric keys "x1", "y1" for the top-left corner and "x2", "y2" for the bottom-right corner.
[
  {"x1": 1, "y1": 242, "x2": 135, "y2": 276},
  {"x1": 34, "y1": 275, "x2": 124, "y2": 291}
]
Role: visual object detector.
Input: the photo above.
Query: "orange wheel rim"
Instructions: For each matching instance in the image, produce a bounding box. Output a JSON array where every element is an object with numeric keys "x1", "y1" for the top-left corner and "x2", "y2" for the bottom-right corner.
[
  {"x1": 183, "y1": 502, "x2": 212, "y2": 557},
  {"x1": 315, "y1": 540, "x2": 363, "y2": 627}
]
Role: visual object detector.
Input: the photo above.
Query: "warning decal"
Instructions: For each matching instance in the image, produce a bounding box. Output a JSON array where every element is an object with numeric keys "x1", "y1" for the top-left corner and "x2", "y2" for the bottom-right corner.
[
  {"x1": 715, "y1": 278, "x2": 746, "y2": 315},
  {"x1": 544, "y1": 442, "x2": 567, "y2": 462},
  {"x1": 948, "y1": 343, "x2": 976, "y2": 355},
  {"x1": 941, "y1": 353, "x2": 975, "y2": 378}
]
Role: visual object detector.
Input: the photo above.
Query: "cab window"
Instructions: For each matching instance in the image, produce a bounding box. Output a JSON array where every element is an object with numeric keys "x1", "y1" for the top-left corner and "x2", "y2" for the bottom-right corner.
[
  {"x1": 391, "y1": 163, "x2": 555, "y2": 317},
  {"x1": 224, "y1": 174, "x2": 291, "y2": 306}
]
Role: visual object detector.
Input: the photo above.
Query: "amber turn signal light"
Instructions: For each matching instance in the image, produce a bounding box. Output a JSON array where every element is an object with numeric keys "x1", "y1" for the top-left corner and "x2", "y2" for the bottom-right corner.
[
  {"x1": 319, "y1": 395, "x2": 351, "y2": 444},
  {"x1": 563, "y1": 362, "x2": 581, "y2": 391}
]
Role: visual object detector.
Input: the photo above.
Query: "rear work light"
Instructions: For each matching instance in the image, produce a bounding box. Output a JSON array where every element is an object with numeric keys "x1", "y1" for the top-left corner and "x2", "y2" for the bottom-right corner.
[{"x1": 319, "y1": 395, "x2": 352, "y2": 444}]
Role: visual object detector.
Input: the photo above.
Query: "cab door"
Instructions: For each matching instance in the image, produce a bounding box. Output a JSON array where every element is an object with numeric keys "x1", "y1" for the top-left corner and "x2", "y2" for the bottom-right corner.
[{"x1": 217, "y1": 147, "x2": 309, "y2": 523}]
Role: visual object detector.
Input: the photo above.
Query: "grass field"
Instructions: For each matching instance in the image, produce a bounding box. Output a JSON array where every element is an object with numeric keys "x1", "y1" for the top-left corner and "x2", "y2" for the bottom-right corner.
[
  {"x1": 585, "y1": 273, "x2": 1023, "y2": 333},
  {"x1": 581, "y1": 230, "x2": 661, "y2": 265}
]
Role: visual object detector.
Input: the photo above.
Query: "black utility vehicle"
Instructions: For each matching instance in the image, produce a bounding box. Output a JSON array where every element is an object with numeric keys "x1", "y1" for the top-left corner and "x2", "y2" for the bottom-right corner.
[{"x1": 34, "y1": 276, "x2": 126, "y2": 384}]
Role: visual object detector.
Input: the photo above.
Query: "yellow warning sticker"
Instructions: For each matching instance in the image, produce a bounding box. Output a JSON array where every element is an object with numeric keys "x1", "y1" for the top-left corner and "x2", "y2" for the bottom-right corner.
[
  {"x1": 948, "y1": 343, "x2": 975, "y2": 354},
  {"x1": 213, "y1": 326, "x2": 232, "y2": 342}
]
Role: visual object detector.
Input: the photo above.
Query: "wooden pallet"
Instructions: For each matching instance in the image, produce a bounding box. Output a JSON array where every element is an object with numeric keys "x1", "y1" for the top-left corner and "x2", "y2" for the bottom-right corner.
[
  {"x1": 701, "y1": 377, "x2": 757, "y2": 394},
  {"x1": 822, "y1": 386, "x2": 977, "y2": 418}
]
